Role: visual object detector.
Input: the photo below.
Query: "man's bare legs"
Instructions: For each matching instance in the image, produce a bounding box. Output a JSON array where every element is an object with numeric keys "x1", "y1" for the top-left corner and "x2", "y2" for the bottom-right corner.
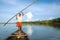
[
  {"x1": 18, "y1": 27, "x2": 22, "y2": 31},
  {"x1": 17, "y1": 27, "x2": 21, "y2": 38}
]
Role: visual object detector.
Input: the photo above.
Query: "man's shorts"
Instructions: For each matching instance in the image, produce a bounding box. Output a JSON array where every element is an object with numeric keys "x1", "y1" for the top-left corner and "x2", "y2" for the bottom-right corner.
[{"x1": 16, "y1": 22, "x2": 22, "y2": 27}]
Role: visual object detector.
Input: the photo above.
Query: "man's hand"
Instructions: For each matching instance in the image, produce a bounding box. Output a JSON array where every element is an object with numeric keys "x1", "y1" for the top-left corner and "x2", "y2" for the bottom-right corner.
[{"x1": 21, "y1": 11, "x2": 24, "y2": 16}]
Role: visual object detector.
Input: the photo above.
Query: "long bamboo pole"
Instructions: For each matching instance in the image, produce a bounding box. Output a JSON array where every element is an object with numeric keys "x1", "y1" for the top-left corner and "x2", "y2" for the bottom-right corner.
[{"x1": 4, "y1": 0, "x2": 39, "y2": 26}]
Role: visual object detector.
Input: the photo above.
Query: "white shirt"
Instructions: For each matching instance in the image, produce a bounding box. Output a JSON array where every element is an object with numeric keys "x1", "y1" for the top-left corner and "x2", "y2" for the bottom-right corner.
[{"x1": 16, "y1": 13, "x2": 22, "y2": 22}]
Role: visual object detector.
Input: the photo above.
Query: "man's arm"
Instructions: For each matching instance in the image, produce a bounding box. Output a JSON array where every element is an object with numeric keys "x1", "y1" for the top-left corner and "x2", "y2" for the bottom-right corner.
[
  {"x1": 16, "y1": 14, "x2": 19, "y2": 20},
  {"x1": 21, "y1": 12, "x2": 24, "y2": 16}
]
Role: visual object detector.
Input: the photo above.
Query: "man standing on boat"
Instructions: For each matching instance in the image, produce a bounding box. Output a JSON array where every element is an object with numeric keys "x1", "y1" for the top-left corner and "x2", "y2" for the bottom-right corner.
[{"x1": 16, "y1": 11, "x2": 24, "y2": 30}]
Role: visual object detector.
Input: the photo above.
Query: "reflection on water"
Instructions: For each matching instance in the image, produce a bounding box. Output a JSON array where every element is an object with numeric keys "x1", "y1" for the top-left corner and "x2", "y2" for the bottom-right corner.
[
  {"x1": 0, "y1": 24, "x2": 60, "y2": 40},
  {"x1": 27, "y1": 24, "x2": 32, "y2": 36}
]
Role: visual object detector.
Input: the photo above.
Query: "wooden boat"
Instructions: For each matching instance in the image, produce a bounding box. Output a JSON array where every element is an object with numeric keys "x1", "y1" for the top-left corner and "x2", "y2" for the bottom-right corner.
[{"x1": 5, "y1": 30, "x2": 29, "y2": 40}]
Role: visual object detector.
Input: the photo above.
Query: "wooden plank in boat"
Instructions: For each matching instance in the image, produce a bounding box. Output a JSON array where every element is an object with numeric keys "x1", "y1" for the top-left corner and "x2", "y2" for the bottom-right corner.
[{"x1": 5, "y1": 30, "x2": 29, "y2": 40}]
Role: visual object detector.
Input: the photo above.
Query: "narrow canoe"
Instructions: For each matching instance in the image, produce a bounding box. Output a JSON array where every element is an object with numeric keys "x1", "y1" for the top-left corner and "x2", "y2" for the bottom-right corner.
[{"x1": 5, "y1": 30, "x2": 29, "y2": 40}]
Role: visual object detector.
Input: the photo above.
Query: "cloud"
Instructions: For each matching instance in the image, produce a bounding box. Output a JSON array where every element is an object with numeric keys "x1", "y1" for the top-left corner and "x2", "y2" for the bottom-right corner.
[
  {"x1": 1, "y1": 0, "x2": 19, "y2": 5},
  {"x1": 26, "y1": 12, "x2": 33, "y2": 21},
  {"x1": 47, "y1": 17, "x2": 55, "y2": 20},
  {"x1": 0, "y1": 0, "x2": 60, "y2": 21},
  {"x1": 26, "y1": 12, "x2": 33, "y2": 18}
]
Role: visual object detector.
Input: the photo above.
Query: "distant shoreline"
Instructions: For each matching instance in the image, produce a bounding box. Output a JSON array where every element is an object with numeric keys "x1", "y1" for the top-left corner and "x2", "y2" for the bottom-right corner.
[{"x1": 0, "y1": 18, "x2": 60, "y2": 24}]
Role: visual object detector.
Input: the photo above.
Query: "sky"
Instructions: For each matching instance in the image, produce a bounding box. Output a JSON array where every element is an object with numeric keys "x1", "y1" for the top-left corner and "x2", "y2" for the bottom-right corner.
[{"x1": 0, "y1": 0, "x2": 60, "y2": 22}]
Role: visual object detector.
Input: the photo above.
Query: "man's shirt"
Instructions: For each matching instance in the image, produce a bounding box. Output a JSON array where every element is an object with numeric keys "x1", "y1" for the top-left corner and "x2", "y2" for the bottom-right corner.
[{"x1": 16, "y1": 13, "x2": 22, "y2": 22}]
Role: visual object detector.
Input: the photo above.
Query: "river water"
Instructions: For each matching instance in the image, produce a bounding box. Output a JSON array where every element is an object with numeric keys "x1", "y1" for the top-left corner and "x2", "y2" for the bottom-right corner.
[{"x1": 0, "y1": 24, "x2": 60, "y2": 40}]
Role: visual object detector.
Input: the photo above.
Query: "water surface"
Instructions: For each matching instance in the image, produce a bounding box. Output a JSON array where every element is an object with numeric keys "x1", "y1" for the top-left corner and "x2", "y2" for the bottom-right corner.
[{"x1": 0, "y1": 24, "x2": 60, "y2": 40}]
